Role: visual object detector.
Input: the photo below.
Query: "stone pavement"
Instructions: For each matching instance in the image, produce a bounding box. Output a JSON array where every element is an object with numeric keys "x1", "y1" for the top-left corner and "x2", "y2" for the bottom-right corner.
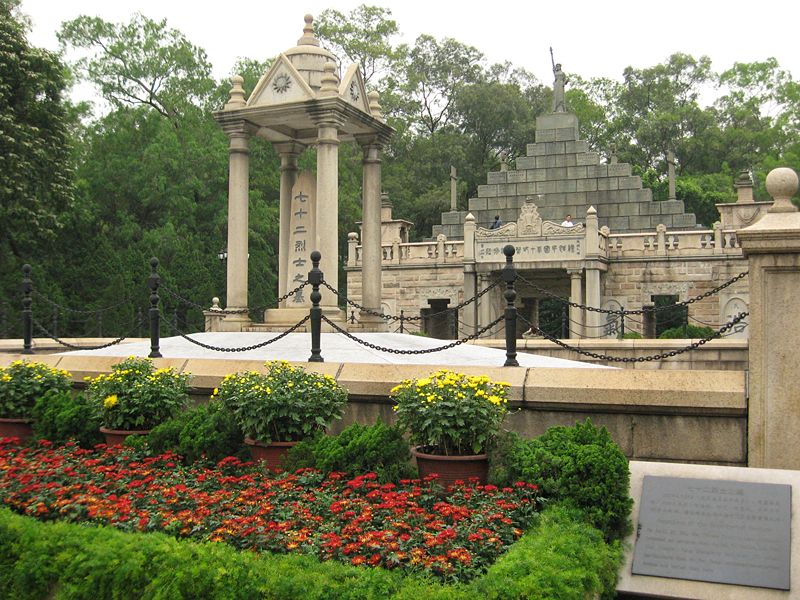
[{"x1": 63, "y1": 332, "x2": 607, "y2": 368}]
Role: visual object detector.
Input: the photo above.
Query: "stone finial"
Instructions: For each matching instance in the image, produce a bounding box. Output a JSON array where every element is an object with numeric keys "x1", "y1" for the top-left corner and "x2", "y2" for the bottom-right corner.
[
  {"x1": 297, "y1": 14, "x2": 320, "y2": 47},
  {"x1": 766, "y1": 167, "x2": 799, "y2": 213},
  {"x1": 609, "y1": 143, "x2": 618, "y2": 164},
  {"x1": 465, "y1": 212, "x2": 475, "y2": 223},
  {"x1": 319, "y1": 62, "x2": 339, "y2": 97},
  {"x1": 734, "y1": 170, "x2": 755, "y2": 204},
  {"x1": 586, "y1": 206, "x2": 597, "y2": 217},
  {"x1": 348, "y1": 232, "x2": 359, "y2": 242},
  {"x1": 600, "y1": 225, "x2": 610, "y2": 236},
  {"x1": 224, "y1": 75, "x2": 247, "y2": 109},
  {"x1": 381, "y1": 192, "x2": 392, "y2": 208},
  {"x1": 210, "y1": 297, "x2": 222, "y2": 311},
  {"x1": 368, "y1": 90, "x2": 384, "y2": 121},
  {"x1": 499, "y1": 152, "x2": 508, "y2": 172},
  {"x1": 656, "y1": 223, "x2": 667, "y2": 233}
]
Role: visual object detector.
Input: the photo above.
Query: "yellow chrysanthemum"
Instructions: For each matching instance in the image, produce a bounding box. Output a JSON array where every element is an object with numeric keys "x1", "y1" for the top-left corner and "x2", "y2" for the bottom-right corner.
[{"x1": 104, "y1": 394, "x2": 119, "y2": 409}]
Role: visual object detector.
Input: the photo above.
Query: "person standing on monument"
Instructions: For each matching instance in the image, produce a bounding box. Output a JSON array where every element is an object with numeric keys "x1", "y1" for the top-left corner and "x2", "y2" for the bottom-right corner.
[
  {"x1": 490, "y1": 215, "x2": 503, "y2": 229},
  {"x1": 561, "y1": 214, "x2": 574, "y2": 227}
]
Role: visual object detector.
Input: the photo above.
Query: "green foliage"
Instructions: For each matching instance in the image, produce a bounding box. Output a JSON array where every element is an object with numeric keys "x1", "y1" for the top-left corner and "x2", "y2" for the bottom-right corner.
[
  {"x1": 0, "y1": 361, "x2": 73, "y2": 419},
  {"x1": 391, "y1": 370, "x2": 509, "y2": 455},
  {"x1": 215, "y1": 361, "x2": 348, "y2": 443},
  {"x1": 504, "y1": 419, "x2": 633, "y2": 543},
  {"x1": 85, "y1": 357, "x2": 189, "y2": 430},
  {"x1": 621, "y1": 331, "x2": 643, "y2": 339},
  {"x1": 147, "y1": 400, "x2": 245, "y2": 463},
  {"x1": 31, "y1": 390, "x2": 102, "y2": 448},
  {"x1": 658, "y1": 323, "x2": 715, "y2": 339},
  {"x1": 284, "y1": 421, "x2": 416, "y2": 482}
]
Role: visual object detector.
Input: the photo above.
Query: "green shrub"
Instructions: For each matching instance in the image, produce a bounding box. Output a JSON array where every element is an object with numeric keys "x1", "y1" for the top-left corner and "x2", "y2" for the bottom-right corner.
[
  {"x1": 658, "y1": 324, "x2": 715, "y2": 339},
  {"x1": 621, "y1": 331, "x2": 643, "y2": 339},
  {"x1": 505, "y1": 419, "x2": 633, "y2": 542},
  {"x1": 0, "y1": 361, "x2": 72, "y2": 419},
  {"x1": 147, "y1": 401, "x2": 246, "y2": 463},
  {"x1": 284, "y1": 421, "x2": 416, "y2": 483},
  {"x1": 31, "y1": 390, "x2": 102, "y2": 448}
]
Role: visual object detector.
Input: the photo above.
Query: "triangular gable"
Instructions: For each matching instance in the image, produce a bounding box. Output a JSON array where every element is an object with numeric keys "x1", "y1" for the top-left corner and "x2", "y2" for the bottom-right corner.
[
  {"x1": 338, "y1": 64, "x2": 370, "y2": 114},
  {"x1": 247, "y1": 54, "x2": 315, "y2": 107}
]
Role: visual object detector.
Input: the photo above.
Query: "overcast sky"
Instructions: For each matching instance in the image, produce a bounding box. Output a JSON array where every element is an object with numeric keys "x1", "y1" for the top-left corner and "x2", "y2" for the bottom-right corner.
[{"x1": 20, "y1": 0, "x2": 800, "y2": 104}]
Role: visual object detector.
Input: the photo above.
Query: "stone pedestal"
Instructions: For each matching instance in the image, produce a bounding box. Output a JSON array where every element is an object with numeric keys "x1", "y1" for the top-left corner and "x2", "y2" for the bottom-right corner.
[{"x1": 737, "y1": 167, "x2": 800, "y2": 469}]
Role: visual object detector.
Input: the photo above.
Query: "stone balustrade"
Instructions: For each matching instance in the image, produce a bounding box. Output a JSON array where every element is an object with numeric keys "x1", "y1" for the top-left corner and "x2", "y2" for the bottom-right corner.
[
  {"x1": 603, "y1": 225, "x2": 741, "y2": 259},
  {"x1": 349, "y1": 236, "x2": 464, "y2": 267}
]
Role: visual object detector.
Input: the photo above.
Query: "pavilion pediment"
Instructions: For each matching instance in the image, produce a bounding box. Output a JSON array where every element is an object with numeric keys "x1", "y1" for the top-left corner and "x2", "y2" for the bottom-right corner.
[{"x1": 247, "y1": 54, "x2": 316, "y2": 107}]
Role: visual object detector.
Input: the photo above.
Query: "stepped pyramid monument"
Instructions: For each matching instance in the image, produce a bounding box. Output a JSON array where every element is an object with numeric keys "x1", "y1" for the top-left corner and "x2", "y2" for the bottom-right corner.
[{"x1": 345, "y1": 64, "x2": 763, "y2": 340}]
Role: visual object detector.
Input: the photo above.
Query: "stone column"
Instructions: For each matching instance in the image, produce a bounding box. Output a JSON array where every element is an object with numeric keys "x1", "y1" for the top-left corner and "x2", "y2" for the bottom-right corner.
[
  {"x1": 224, "y1": 125, "x2": 251, "y2": 318},
  {"x1": 275, "y1": 143, "x2": 304, "y2": 305},
  {"x1": 584, "y1": 206, "x2": 603, "y2": 336},
  {"x1": 315, "y1": 119, "x2": 341, "y2": 308},
  {"x1": 478, "y1": 273, "x2": 492, "y2": 332},
  {"x1": 462, "y1": 213, "x2": 477, "y2": 332},
  {"x1": 357, "y1": 139, "x2": 386, "y2": 331},
  {"x1": 568, "y1": 269, "x2": 583, "y2": 338},
  {"x1": 737, "y1": 167, "x2": 800, "y2": 469},
  {"x1": 667, "y1": 149, "x2": 676, "y2": 201}
]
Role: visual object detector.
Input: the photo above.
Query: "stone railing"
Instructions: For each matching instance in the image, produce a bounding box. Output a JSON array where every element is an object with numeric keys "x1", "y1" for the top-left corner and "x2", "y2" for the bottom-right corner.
[
  {"x1": 348, "y1": 233, "x2": 464, "y2": 267},
  {"x1": 603, "y1": 223, "x2": 742, "y2": 259}
]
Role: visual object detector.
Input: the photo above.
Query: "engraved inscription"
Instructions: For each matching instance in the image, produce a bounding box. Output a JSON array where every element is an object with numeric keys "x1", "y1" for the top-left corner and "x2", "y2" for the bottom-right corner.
[
  {"x1": 476, "y1": 238, "x2": 583, "y2": 263},
  {"x1": 632, "y1": 476, "x2": 791, "y2": 590}
]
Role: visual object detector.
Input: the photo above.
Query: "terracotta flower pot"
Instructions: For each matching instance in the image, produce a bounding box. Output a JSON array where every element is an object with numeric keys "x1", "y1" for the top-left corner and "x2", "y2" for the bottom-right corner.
[
  {"x1": 244, "y1": 437, "x2": 297, "y2": 471},
  {"x1": 412, "y1": 447, "x2": 489, "y2": 489},
  {"x1": 99, "y1": 426, "x2": 151, "y2": 446},
  {"x1": 0, "y1": 418, "x2": 34, "y2": 443}
]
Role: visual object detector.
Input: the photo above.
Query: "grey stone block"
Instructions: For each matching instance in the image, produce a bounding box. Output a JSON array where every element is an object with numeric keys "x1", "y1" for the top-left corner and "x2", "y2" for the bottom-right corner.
[
  {"x1": 618, "y1": 176, "x2": 643, "y2": 190},
  {"x1": 640, "y1": 202, "x2": 663, "y2": 216},
  {"x1": 536, "y1": 155, "x2": 558, "y2": 168},
  {"x1": 565, "y1": 140, "x2": 590, "y2": 153},
  {"x1": 660, "y1": 200, "x2": 684, "y2": 214},
  {"x1": 609, "y1": 216, "x2": 629, "y2": 231},
  {"x1": 468, "y1": 197, "x2": 487, "y2": 211},
  {"x1": 487, "y1": 197, "x2": 507, "y2": 210},
  {"x1": 577, "y1": 178, "x2": 598, "y2": 192},
  {"x1": 614, "y1": 190, "x2": 631, "y2": 203},
  {"x1": 659, "y1": 216, "x2": 674, "y2": 228},
  {"x1": 564, "y1": 191, "x2": 588, "y2": 204},
  {"x1": 577, "y1": 152, "x2": 600, "y2": 166},
  {"x1": 594, "y1": 190, "x2": 617, "y2": 203},
  {"x1": 548, "y1": 192, "x2": 566, "y2": 204},
  {"x1": 563, "y1": 153, "x2": 578, "y2": 166},
  {"x1": 607, "y1": 163, "x2": 632, "y2": 177},
  {"x1": 536, "y1": 181, "x2": 557, "y2": 194},
  {"x1": 498, "y1": 183, "x2": 517, "y2": 196},
  {"x1": 546, "y1": 167, "x2": 567, "y2": 180},
  {"x1": 672, "y1": 213, "x2": 697, "y2": 228},
  {"x1": 552, "y1": 141, "x2": 567, "y2": 154},
  {"x1": 515, "y1": 156, "x2": 536, "y2": 170},
  {"x1": 650, "y1": 216, "x2": 666, "y2": 228},
  {"x1": 567, "y1": 166, "x2": 587, "y2": 179},
  {"x1": 618, "y1": 202, "x2": 640, "y2": 217},
  {"x1": 526, "y1": 143, "x2": 546, "y2": 156},
  {"x1": 591, "y1": 164, "x2": 609, "y2": 177},
  {"x1": 478, "y1": 184, "x2": 498, "y2": 198},
  {"x1": 507, "y1": 170, "x2": 526, "y2": 183},
  {"x1": 487, "y1": 171, "x2": 506, "y2": 184},
  {"x1": 527, "y1": 169, "x2": 547, "y2": 182},
  {"x1": 536, "y1": 129, "x2": 556, "y2": 142},
  {"x1": 601, "y1": 203, "x2": 620, "y2": 217},
  {"x1": 631, "y1": 188, "x2": 653, "y2": 202},
  {"x1": 516, "y1": 182, "x2": 536, "y2": 195},
  {"x1": 556, "y1": 179, "x2": 577, "y2": 193},
  {"x1": 441, "y1": 211, "x2": 461, "y2": 225},
  {"x1": 431, "y1": 225, "x2": 443, "y2": 236},
  {"x1": 555, "y1": 127, "x2": 579, "y2": 141},
  {"x1": 554, "y1": 154, "x2": 570, "y2": 168},
  {"x1": 628, "y1": 215, "x2": 651, "y2": 230},
  {"x1": 597, "y1": 178, "x2": 619, "y2": 191}
]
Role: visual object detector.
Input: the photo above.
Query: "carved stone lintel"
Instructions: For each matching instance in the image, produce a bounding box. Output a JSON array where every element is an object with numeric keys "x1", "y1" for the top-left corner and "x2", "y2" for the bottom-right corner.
[
  {"x1": 542, "y1": 221, "x2": 585, "y2": 236},
  {"x1": 476, "y1": 223, "x2": 517, "y2": 237}
]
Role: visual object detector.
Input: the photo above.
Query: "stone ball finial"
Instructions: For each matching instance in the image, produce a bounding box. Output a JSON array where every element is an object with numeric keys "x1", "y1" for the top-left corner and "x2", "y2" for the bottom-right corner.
[
  {"x1": 297, "y1": 13, "x2": 320, "y2": 47},
  {"x1": 224, "y1": 74, "x2": 247, "y2": 109},
  {"x1": 210, "y1": 297, "x2": 221, "y2": 311},
  {"x1": 766, "y1": 167, "x2": 799, "y2": 213},
  {"x1": 368, "y1": 90, "x2": 384, "y2": 122},
  {"x1": 348, "y1": 232, "x2": 358, "y2": 242},
  {"x1": 319, "y1": 61, "x2": 339, "y2": 97}
]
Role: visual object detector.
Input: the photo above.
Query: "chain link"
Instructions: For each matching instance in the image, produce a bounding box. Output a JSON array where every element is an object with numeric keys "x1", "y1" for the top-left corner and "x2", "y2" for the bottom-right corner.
[
  {"x1": 32, "y1": 318, "x2": 135, "y2": 350},
  {"x1": 162, "y1": 315, "x2": 311, "y2": 352},
  {"x1": 31, "y1": 290, "x2": 134, "y2": 315},
  {"x1": 515, "y1": 271, "x2": 749, "y2": 315},
  {"x1": 160, "y1": 281, "x2": 310, "y2": 315},
  {"x1": 320, "y1": 279, "x2": 502, "y2": 322},
  {"x1": 320, "y1": 314, "x2": 504, "y2": 354},
  {"x1": 523, "y1": 312, "x2": 749, "y2": 363}
]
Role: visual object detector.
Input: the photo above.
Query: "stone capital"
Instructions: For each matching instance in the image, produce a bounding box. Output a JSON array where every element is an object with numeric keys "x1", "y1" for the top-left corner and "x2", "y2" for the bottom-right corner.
[
  {"x1": 219, "y1": 118, "x2": 258, "y2": 139},
  {"x1": 273, "y1": 141, "x2": 306, "y2": 158}
]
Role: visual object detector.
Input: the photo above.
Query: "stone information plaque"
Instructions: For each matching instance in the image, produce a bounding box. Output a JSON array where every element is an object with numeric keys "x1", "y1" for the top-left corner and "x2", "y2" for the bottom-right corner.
[
  {"x1": 475, "y1": 238, "x2": 583, "y2": 263},
  {"x1": 632, "y1": 476, "x2": 791, "y2": 590}
]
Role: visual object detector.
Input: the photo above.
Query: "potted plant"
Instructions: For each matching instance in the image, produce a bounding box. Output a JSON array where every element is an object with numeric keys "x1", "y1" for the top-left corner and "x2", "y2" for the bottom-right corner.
[
  {"x1": 85, "y1": 357, "x2": 189, "y2": 445},
  {"x1": 391, "y1": 369, "x2": 510, "y2": 488},
  {"x1": 0, "y1": 360, "x2": 73, "y2": 442},
  {"x1": 214, "y1": 360, "x2": 348, "y2": 469}
]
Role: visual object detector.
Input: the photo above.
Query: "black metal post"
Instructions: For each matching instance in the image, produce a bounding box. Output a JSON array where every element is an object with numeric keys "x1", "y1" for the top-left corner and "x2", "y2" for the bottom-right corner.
[
  {"x1": 399, "y1": 309, "x2": 405, "y2": 334},
  {"x1": 350, "y1": 310, "x2": 355, "y2": 324},
  {"x1": 148, "y1": 257, "x2": 162, "y2": 358},
  {"x1": 619, "y1": 307, "x2": 625, "y2": 339},
  {"x1": 308, "y1": 251, "x2": 323, "y2": 362},
  {"x1": 502, "y1": 245, "x2": 519, "y2": 367},
  {"x1": 21, "y1": 264, "x2": 33, "y2": 354}
]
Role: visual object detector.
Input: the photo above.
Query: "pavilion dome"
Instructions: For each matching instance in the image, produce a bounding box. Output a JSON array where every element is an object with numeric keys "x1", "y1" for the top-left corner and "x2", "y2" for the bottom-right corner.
[{"x1": 282, "y1": 14, "x2": 337, "y2": 93}]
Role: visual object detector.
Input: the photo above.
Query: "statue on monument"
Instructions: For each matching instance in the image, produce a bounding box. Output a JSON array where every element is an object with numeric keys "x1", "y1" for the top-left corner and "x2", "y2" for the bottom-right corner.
[{"x1": 550, "y1": 48, "x2": 567, "y2": 113}]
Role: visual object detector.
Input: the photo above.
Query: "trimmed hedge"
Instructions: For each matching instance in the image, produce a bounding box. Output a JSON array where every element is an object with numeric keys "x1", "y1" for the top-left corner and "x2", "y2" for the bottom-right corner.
[{"x1": 0, "y1": 502, "x2": 620, "y2": 599}]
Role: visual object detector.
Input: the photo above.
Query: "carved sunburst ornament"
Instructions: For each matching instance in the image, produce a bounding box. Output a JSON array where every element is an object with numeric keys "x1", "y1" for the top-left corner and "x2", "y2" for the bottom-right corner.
[
  {"x1": 349, "y1": 81, "x2": 360, "y2": 102},
  {"x1": 273, "y1": 73, "x2": 292, "y2": 94}
]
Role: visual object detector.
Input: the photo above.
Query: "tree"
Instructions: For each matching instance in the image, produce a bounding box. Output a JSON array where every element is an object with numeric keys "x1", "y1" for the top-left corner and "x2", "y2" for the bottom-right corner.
[
  {"x1": 0, "y1": 0, "x2": 74, "y2": 259},
  {"x1": 58, "y1": 13, "x2": 214, "y2": 123}
]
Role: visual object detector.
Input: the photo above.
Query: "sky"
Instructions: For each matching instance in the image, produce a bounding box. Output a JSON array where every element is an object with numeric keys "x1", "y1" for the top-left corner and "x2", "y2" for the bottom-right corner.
[{"x1": 19, "y1": 0, "x2": 800, "y2": 106}]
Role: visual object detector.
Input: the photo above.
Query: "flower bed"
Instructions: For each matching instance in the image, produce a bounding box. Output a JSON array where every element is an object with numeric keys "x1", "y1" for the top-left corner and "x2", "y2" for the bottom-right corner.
[{"x1": 0, "y1": 438, "x2": 540, "y2": 582}]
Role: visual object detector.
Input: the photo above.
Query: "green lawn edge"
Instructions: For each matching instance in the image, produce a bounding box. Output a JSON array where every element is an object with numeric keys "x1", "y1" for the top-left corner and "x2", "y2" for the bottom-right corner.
[{"x1": 0, "y1": 503, "x2": 622, "y2": 599}]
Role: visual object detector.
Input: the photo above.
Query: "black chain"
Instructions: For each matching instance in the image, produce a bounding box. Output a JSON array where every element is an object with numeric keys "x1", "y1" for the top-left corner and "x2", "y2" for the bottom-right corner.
[
  {"x1": 32, "y1": 317, "x2": 136, "y2": 350},
  {"x1": 159, "y1": 281, "x2": 310, "y2": 315},
  {"x1": 523, "y1": 312, "x2": 749, "y2": 363},
  {"x1": 320, "y1": 279, "x2": 502, "y2": 322},
  {"x1": 31, "y1": 290, "x2": 134, "y2": 315},
  {"x1": 320, "y1": 314, "x2": 504, "y2": 354},
  {"x1": 162, "y1": 315, "x2": 311, "y2": 352},
  {"x1": 515, "y1": 271, "x2": 749, "y2": 315}
]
